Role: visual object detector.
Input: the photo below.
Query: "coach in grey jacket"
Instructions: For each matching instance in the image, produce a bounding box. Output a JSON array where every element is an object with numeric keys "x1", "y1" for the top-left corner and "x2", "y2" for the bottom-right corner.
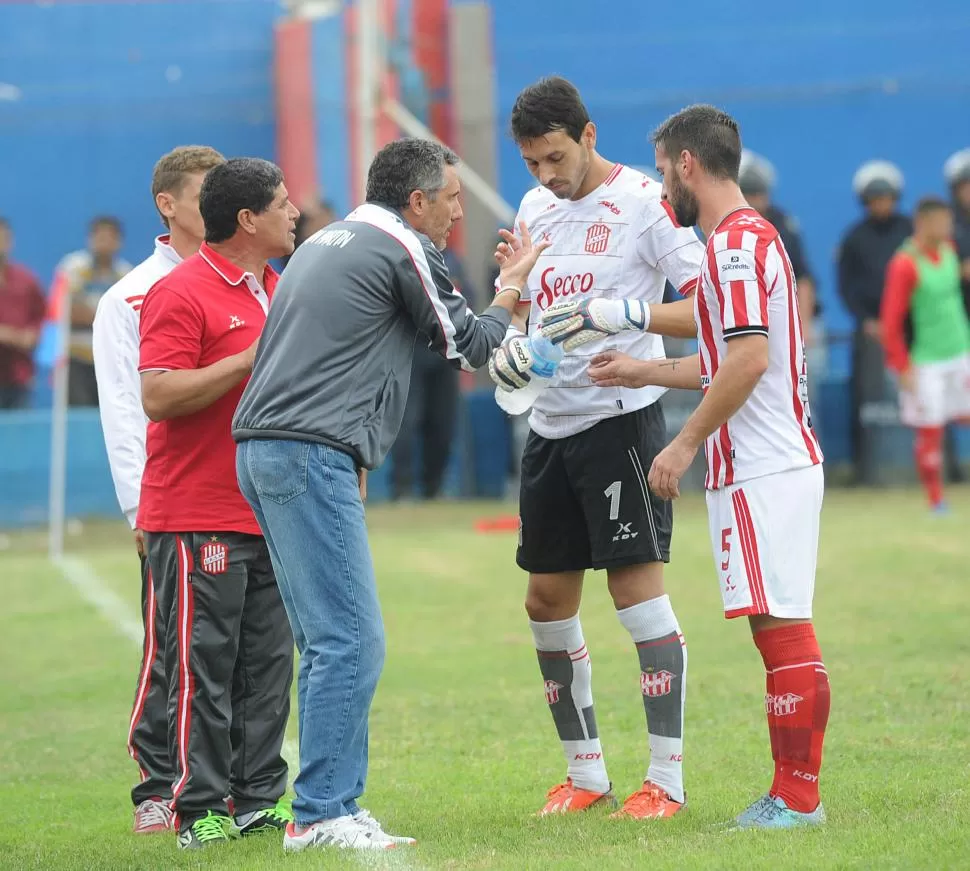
[{"x1": 232, "y1": 138, "x2": 546, "y2": 852}]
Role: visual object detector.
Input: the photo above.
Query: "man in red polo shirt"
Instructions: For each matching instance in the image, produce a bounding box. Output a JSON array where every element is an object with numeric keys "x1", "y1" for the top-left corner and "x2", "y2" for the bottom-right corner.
[
  {"x1": 0, "y1": 217, "x2": 46, "y2": 408},
  {"x1": 138, "y1": 158, "x2": 300, "y2": 850}
]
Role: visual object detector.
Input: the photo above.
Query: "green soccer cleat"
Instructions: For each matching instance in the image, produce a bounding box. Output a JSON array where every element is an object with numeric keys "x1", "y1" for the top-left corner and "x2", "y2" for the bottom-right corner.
[
  {"x1": 232, "y1": 800, "x2": 294, "y2": 837},
  {"x1": 730, "y1": 795, "x2": 826, "y2": 830},
  {"x1": 177, "y1": 810, "x2": 233, "y2": 849}
]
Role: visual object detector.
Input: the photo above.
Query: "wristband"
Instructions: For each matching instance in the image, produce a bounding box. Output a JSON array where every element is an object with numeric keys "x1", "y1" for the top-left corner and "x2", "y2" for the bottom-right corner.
[{"x1": 495, "y1": 285, "x2": 522, "y2": 301}]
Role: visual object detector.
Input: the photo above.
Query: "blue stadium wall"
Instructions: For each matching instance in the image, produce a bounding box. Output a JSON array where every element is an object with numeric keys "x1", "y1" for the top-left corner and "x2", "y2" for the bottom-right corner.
[
  {"x1": 1, "y1": 0, "x2": 968, "y2": 525},
  {"x1": 0, "y1": 0, "x2": 281, "y2": 287},
  {"x1": 486, "y1": 0, "x2": 970, "y2": 377}
]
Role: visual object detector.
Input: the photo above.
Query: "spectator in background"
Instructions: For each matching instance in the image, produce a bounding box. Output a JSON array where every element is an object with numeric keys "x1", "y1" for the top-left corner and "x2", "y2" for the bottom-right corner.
[
  {"x1": 281, "y1": 198, "x2": 337, "y2": 269},
  {"x1": 739, "y1": 150, "x2": 824, "y2": 437},
  {"x1": 0, "y1": 217, "x2": 46, "y2": 408},
  {"x1": 53, "y1": 216, "x2": 132, "y2": 406},
  {"x1": 880, "y1": 196, "x2": 970, "y2": 513},
  {"x1": 837, "y1": 161, "x2": 911, "y2": 485},
  {"x1": 942, "y1": 148, "x2": 970, "y2": 482},
  {"x1": 391, "y1": 247, "x2": 480, "y2": 500}
]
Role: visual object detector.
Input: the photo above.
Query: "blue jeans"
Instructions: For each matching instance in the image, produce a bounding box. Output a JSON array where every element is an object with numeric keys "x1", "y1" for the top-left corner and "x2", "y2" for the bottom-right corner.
[{"x1": 236, "y1": 439, "x2": 385, "y2": 825}]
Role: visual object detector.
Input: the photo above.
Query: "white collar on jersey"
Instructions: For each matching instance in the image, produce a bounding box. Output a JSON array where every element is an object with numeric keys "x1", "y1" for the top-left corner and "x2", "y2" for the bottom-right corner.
[{"x1": 153, "y1": 235, "x2": 182, "y2": 267}]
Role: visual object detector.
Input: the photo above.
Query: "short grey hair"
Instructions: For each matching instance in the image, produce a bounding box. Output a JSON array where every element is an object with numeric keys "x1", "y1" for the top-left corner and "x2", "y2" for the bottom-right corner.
[{"x1": 365, "y1": 138, "x2": 459, "y2": 208}]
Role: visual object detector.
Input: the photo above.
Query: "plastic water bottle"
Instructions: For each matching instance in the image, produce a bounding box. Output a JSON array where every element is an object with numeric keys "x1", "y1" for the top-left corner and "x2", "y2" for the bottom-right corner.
[{"x1": 494, "y1": 332, "x2": 564, "y2": 416}]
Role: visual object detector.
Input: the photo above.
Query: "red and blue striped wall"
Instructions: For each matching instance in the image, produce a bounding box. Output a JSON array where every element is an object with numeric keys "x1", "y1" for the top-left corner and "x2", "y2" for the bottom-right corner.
[{"x1": 274, "y1": 0, "x2": 453, "y2": 216}]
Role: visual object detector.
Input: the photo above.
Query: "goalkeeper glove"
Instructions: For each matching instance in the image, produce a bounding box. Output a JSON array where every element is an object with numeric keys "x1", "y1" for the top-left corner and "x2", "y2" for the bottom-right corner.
[
  {"x1": 540, "y1": 298, "x2": 650, "y2": 351},
  {"x1": 488, "y1": 331, "x2": 534, "y2": 391}
]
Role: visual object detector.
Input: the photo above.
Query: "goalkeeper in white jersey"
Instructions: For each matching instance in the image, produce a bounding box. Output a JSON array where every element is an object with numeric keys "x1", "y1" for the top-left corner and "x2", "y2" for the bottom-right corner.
[{"x1": 488, "y1": 77, "x2": 703, "y2": 819}]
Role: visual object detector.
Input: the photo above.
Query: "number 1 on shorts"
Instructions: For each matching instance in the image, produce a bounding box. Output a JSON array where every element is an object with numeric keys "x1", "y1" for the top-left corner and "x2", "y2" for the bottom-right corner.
[{"x1": 604, "y1": 481, "x2": 622, "y2": 521}]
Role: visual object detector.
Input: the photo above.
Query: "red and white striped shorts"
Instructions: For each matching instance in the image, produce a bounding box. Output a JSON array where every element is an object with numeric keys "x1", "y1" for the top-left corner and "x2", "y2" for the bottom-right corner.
[{"x1": 705, "y1": 464, "x2": 824, "y2": 620}]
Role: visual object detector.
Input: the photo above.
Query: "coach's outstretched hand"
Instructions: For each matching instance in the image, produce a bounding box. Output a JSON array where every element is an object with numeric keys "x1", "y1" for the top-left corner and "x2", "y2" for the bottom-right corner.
[
  {"x1": 588, "y1": 350, "x2": 655, "y2": 388},
  {"x1": 494, "y1": 221, "x2": 552, "y2": 295}
]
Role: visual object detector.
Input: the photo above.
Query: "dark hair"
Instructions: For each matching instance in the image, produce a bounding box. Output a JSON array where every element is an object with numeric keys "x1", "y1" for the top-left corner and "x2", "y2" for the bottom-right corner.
[
  {"x1": 89, "y1": 215, "x2": 123, "y2": 236},
  {"x1": 510, "y1": 76, "x2": 590, "y2": 143},
  {"x1": 365, "y1": 138, "x2": 459, "y2": 208},
  {"x1": 652, "y1": 104, "x2": 742, "y2": 181},
  {"x1": 200, "y1": 157, "x2": 284, "y2": 243},
  {"x1": 914, "y1": 195, "x2": 950, "y2": 217}
]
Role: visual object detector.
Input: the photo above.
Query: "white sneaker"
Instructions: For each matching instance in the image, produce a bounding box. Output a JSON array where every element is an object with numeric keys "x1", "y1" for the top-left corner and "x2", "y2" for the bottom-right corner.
[
  {"x1": 353, "y1": 808, "x2": 417, "y2": 845},
  {"x1": 283, "y1": 815, "x2": 397, "y2": 852}
]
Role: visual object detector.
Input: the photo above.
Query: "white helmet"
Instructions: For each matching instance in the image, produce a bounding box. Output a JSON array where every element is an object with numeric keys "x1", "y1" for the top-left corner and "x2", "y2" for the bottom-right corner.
[
  {"x1": 943, "y1": 148, "x2": 970, "y2": 187},
  {"x1": 738, "y1": 149, "x2": 776, "y2": 195},
  {"x1": 852, "y1": 160, "x2": 904, "y2": 200}
]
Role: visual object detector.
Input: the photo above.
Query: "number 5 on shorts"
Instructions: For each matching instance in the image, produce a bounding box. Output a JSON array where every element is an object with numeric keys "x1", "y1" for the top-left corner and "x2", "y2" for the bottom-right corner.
[{"x1": 720, "y1": 527, "x2": 732, "y2": 571}]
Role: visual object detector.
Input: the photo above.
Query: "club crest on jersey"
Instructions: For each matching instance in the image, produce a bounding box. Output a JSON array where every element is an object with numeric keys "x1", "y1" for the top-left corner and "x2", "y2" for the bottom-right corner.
[
  {"x1": 199, "y1": 538, "x2": 229, "y2": 575},
  {"x1": 765, "y1": 692, "x2": 804, "y2": 716},
  {"x1": 544, "y1": 680, "x2": 564, "y2": 705},
  {"x1": 641, "y1": 669, "x2": 675, "y2": 697},
  {"x1": 584, "y1": 222, "x2": 611, "y2": 255}
]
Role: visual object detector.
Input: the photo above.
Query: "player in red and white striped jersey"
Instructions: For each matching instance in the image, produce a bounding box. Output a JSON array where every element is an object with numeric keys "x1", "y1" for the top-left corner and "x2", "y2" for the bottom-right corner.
[
  {"x1": 547, "y1": 105, "x2": 831, "y2": 830},
  {"x1": 92, "y1": 146, "x2": 225, "y2": 835},
  {"x1": 694, "y1": 212, "x2": 822, "y2": 488}
]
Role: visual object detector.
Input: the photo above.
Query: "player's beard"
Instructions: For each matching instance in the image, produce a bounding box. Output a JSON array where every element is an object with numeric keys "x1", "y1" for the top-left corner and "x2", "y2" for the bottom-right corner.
[{"x1": 667, "y1": 168, "x2": 700, "y2": 228}]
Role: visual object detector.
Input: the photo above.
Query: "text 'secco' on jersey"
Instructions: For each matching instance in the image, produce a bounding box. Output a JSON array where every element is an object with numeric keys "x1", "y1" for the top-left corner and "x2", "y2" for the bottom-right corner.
[{"x1": 513, "y1": 164, "x2": 704, "y2": 440}]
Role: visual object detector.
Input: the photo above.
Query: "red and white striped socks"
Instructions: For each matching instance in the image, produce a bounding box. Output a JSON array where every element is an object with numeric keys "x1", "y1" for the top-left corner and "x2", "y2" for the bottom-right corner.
[{"x1": 754, "y1": 623, "x2": 830, "y2": 812}]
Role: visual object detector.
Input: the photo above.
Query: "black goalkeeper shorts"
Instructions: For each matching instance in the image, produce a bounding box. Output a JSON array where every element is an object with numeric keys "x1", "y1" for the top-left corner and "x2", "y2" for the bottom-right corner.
[{"x1": 516, "y1": 402, "x2": 673, "y2": 574}]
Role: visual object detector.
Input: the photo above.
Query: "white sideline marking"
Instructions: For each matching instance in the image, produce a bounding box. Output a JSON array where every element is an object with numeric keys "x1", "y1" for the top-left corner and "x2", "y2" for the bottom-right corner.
[{"x1": 54, "y1": 555, "x2": 300, "y2": 771}]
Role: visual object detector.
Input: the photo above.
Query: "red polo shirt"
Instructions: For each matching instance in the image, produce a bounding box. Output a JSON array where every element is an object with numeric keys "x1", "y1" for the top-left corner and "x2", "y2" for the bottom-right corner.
[
  {"x1": 0, "y1": 260, "x2": 46, "y2": 387},
  {"x1": 137, "y1": 243, "x2": 277, "y2": 534}
]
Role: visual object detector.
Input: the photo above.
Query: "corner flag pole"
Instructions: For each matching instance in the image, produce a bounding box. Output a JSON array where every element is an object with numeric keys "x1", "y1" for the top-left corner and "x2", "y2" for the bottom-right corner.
[{"x1": 47, "y1": 297, "x2": 71, "y2": 561}]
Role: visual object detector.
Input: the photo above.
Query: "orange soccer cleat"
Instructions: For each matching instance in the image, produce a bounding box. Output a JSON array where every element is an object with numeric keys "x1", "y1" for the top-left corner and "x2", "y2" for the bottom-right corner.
[
  {"x1": 610, "y1": 782, "x2": 685, "y2": 820},
  {"x1": 538, "y1": 778, "x2": 617, "y2": 816}
]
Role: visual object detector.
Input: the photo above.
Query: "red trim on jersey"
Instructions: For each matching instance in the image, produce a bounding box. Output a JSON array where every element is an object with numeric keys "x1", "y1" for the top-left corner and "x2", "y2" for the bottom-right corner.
[
  {"x1": 678, "y1": 275, "x2": 698, "y2": 297},
  {"x1": 125, "y1": 294, "x2": 146, "y2": 304},
  {"x1": 695, "y1": 271, "x2": 719, "y2": 488},
  {"x1": 726, "y1": 229, "x2": 748, "y2": 327},
  {"x1": 704, "y1": 251, "x2": 735, "y2": 485},
  {"x1": 604, "y1": 163, "x2": 624, "y2": 186},
  {"x1": 171, "y1": 537, "x2": 195, "y2": 801},
  {"x1": 126, "y1": 566, "x2": 157, "y2": 782},
  {"x1": 777, "y1": 239, "x2": 821, "y2": 464},
  {"x1": 660, "y1": 199, "x2": 682, "y2": 227},
  {"x1": 754, "y1": 235, "x2": 770, "y2": 316},
  {"x1": 733, "y1": 490, "x2": 768, "y2": 613}
]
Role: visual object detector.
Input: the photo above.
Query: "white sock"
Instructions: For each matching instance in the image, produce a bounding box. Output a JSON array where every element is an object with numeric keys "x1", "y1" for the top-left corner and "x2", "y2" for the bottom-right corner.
[
  {"x1": 530, "y1": 615, "x2": 610, "y2": 793},
  {"x1": 616, "y1": 595, "x2": 687, "y2": 803}
]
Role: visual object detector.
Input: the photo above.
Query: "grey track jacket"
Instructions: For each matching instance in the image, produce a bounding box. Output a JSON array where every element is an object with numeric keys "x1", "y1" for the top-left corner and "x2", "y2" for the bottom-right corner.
[{"x1": 232, "y1": 202, "x2": 511, "y2": 469}]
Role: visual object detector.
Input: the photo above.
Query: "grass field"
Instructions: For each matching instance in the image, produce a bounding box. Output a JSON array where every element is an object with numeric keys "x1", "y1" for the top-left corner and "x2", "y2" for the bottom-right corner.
[{"x1": 1, "y1": 487, "x2": 969, "y2": 870}]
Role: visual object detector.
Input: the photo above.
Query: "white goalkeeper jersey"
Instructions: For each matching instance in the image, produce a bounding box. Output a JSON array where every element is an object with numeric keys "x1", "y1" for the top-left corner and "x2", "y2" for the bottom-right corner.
[
  {"x1": 515, "y1": 164, "x2": 704, "y2": 439},
  {"x1": 92, "y1": 236, "x2": 181, "y2": 527}
]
